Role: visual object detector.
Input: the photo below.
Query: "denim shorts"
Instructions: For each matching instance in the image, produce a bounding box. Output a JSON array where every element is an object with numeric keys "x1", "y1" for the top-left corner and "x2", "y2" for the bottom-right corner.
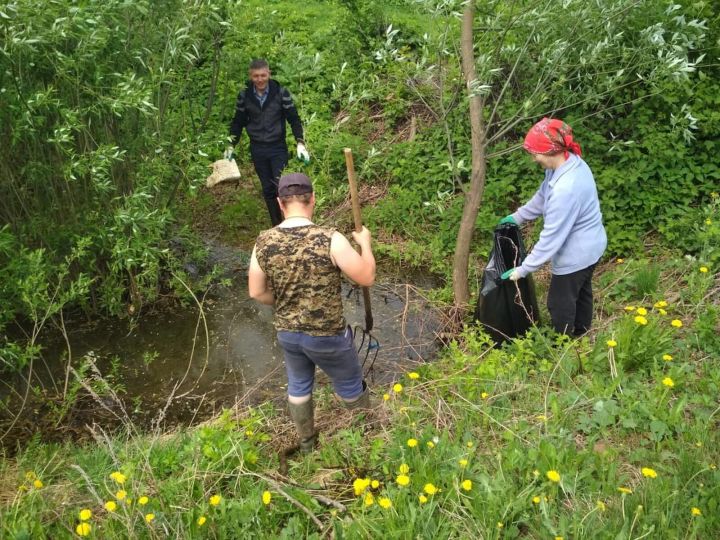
[{"x1": 277, "y1": 326, "x2": 363, "y2": 399}]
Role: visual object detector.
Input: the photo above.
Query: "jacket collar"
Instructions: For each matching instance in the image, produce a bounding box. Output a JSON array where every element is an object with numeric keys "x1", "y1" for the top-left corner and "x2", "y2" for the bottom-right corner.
[{"x1": 245, "y1": 79, "x2": 279, "y2": 100}]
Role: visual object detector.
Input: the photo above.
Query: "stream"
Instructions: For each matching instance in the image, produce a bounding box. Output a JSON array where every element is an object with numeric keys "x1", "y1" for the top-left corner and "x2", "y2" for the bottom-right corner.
[{"x1": 5, "y1": 251, "x2": 442, "y2": 443}]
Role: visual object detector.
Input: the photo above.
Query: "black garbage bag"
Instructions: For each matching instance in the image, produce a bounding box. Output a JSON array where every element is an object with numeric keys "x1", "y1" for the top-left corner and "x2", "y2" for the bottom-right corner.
[{"x1": 474, "y1": 223, "x2": 540, "y2": 343}]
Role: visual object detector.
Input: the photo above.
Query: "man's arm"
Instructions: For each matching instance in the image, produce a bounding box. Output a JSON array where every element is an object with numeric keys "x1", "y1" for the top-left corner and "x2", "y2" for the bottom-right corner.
[
  {"x1": 330, "y1": 227, "x2": 376, "y2": 287},
  {"x1": 248, "y1": 246, "x2": 275, "y2": 305},
  {"x1": 280, "y1": 87, "x2": 304, "y2": 143},
  {"x1": 229, "y1": 90, "x2": 248, "y2": 146}
]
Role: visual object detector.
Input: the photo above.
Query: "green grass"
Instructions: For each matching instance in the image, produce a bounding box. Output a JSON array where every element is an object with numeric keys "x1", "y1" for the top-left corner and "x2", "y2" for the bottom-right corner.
[{"x1": 2, "y1": 248, "x2": 719, "y2": 538}]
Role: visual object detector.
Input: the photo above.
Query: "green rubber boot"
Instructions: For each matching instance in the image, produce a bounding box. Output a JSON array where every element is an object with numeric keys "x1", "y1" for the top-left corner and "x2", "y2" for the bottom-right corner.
[
  {"x1": 288, "y1": 399, "x2": 317, "y2": 453},
  {"x1": 344, "y1": 381, "x2": 371, "y2": 410}
]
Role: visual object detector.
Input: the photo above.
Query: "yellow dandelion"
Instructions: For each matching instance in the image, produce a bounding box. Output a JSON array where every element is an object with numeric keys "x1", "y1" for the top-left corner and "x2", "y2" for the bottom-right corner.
[
  {"x1": 555, "y1": 537, "x2": 564, "y2": 540},
  {"x1": 597, "y1": 500, "x2": 606, "y2": 511},
  {"x1": 197, "y1": 516, "x2": 207, "y2": 526},
  {"x1": 262, "y1": 491, "x2": 271, "y2": 505},
  {"x1": 407, "y1": 438, "x2": 418, "y2": 448},
  {"x1": 109, "y1": 471, "x2": 126, "y2": 485},
  {"x1": 353, "y1": 478, "x2": 371, "y2": 496},
  {"x1": 671, "y1": 319, "x2": 683, "y2": 328},
  {"x1": 481, "y1": 392, "x2": 489, "y2": 399},
  {"x1": 699, "y1": 266, "x2": 709, "y2": 273},
  {"x1": 79, "y1": 509, "x2": 92, "y2": 521},
  {"x1": 378, "y1": 497, "x2": 392, "y2": 509},
  {"x1": 33, "y1": 479, "x2": 43, "y2": 489},
  {"x1": 104, "y1": 500, "x2": 117, "y2": 512},
  {"x1": 371, "y1": 480, "x2": 380, "y2": 489},
  {"x1": 691, "y1": 507, "x2": 702, "y2": 516},
  {"x1": 497, "y1": 522, "x2": 504, "y2": 529},
  {"x1": 408, "y1": 372, "x2": 420, "y2": 380},
  {"x1": 24, "y1": 471, "x2": 36, "y2": 480},
  {"x1": 624, "y1": 305, "x2": 636, "y2": 311},
  {"x1": 418, "y1": 494, "x2": 428, "y2": 504},
  {"x1": 383, "y1": 393, "x2": 390, "y2": 401},
  {"x1": 245, "y1": 430, "x2": 254, "y2": 437},
  {"x1": 145, "y1": 513, "x2": 155, "y2": 523},
  {"x1": 138, "y1": 496, "x2": 149, "y2": 506},
  {"x1": 546, "y1": 470, "x2": 561, "y2": 483},
  {"x1": 654, "y1": 300, "x2": 668, "y2": 308},
  {"x1": 461, "y1": 479, "x2": 472, "y2": 491},
  {"x1": 658, "y1": 308, "x2": 667, "y2": 316},
  {"x1": 662, "y1": 377, "x2": 674, "y2": 388},
  {"x1": 616, "y1": 258, "x2": 624, "y2": 263},
  {"x1": 634, "y1": 315, "x2": 648, "y2": 325},
  {"x1": 364, "y1": 492, "x2": 374, "y2": 506},
  {"x1": 606, "y1": 339, "x2": 617, "y2": 348},
  {"x1": 641, "y1": 467, "x2": 657, "y2": 478},
  {"x1": 706, "y1": 218, "x2": 712, "y2": 225},
  {"x1": 393, "y1": 383, "x2": 403, "y2": 393},
  {"x1": 209, "y1": 494, "x2": 222, "y2": 506},
  {"x1": 662, "y1": 354, "x2": 673, "y2": 361},
  {"x1": 115, "y1": 490, "x2": 127, "y2": 501},
  {"x1": 537, "y1": 415, "x2": 547, "y2": 422},
  {"x1": 532, "y1": 496, "x2": 541, "y2": 504},
  {"x1": 427, "y1": 441, "x2": 435, "y2": 448},
  {"x1": 618, "y1": 487, "x2": 633, "y2": 494},
  {"x1": 459, "y1": 459, "x2": 468, "y2": 467},
  {"x1": 636, "y1": 307, "x2": 647, "y2": 315},
  {"x1": 423, "y1": 483, "x2": 439, "y2": 495},
  {"x1": 396, "y1": 475, "x2": 410, "y2": 487},
  {"x1": 399, "y1": 463, "x2": 410, "y2": 474},
  {"x1": 466, "y1": 441, "x2": 473, "y2": 448},
  {"x1": 76, "y1": 523, "x2": 91, "y2": 537}
]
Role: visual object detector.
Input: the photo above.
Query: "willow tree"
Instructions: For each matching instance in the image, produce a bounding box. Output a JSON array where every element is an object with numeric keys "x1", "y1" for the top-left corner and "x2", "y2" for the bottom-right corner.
[{"x1": 448, "y1": 0, "x2": 707, "y2": 311}]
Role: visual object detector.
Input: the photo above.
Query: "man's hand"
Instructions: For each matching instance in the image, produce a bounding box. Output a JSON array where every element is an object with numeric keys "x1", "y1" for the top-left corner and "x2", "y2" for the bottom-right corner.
[
  {"x1": 351, "y1": 226, "x2": 372, "y2": 251},
  {"x1": 296, "y1": 142, "x2": 310, "y2": 164},
  {"x1": 501, "y1": 267, "x2": 521, "y2": 281},
  {"x1": 499, "y1": 215, "x2": 517, "y2": 226},
  {"x1": 223, "y1": 146, "x2": 235, "y2": 161}
]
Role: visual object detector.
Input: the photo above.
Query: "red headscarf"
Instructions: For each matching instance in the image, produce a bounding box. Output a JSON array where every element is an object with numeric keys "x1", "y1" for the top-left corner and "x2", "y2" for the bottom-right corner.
[{"x1": 523, "y1": 117, "x2": 582, "y2": 159}]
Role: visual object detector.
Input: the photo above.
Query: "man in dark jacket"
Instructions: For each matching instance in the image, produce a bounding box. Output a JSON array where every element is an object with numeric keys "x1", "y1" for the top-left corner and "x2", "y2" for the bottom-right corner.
[{"x1": 226, "y1": 59, "x2": 309, "y2": 226}]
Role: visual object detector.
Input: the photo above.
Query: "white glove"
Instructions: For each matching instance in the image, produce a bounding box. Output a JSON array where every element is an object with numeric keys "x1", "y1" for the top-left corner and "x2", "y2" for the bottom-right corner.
[
  {"x1": 296, "y1": 142, "x2": 310, "y2": 163},
  {"x1": 223, "y1": 146, "x2": 235, "y2": 161}
]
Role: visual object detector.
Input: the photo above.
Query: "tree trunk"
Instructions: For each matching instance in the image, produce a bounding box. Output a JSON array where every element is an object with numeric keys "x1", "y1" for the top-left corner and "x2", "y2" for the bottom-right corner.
[{"x1": 452, "y1": 2, "x2": 487, "y2": 315}]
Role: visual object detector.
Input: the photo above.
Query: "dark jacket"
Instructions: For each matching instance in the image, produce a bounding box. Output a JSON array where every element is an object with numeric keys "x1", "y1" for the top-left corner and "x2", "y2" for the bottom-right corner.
[{"x1": 229, "y1": 79, "x2": 304, "y2": 147}]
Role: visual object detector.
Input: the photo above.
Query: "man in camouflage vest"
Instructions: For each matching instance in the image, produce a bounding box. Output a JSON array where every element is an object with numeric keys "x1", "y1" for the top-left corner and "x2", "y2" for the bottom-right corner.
[{"x1": 248, "y1": 173, "x2": 375, "y2": 452}]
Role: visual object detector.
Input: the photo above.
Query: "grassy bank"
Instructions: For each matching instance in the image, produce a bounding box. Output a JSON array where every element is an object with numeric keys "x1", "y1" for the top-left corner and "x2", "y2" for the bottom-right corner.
[{"x1": 2, "y1": 227, "x2": 719, "y2": 538}]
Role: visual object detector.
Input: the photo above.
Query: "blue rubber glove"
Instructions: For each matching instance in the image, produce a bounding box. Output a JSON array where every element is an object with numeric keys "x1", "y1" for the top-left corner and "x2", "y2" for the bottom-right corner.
[
  {"x1": 499, "y1": 215, "x2": 517, "y2": 226},
  {"x1": 501, "y1": 268, "x2": 521, "y2": 281}
]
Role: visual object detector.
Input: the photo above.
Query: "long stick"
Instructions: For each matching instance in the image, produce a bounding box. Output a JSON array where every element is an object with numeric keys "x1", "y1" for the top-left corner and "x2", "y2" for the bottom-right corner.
[{"x1": 343, "y1": 148, "x2": 373, "y2": 332}]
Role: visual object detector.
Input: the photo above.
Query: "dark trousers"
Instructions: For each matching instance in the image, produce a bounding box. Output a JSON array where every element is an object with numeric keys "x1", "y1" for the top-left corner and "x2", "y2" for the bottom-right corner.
[
  {"x1": 250, "y1": 143, "x2": 289, "y2": 226},
  {"x1": 547, "y1": 263, "x2": 597, "y2": 336}
]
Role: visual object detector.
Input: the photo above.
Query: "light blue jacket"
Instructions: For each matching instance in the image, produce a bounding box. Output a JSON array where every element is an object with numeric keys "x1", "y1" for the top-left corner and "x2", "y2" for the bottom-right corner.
[{"x1": 511, "y1": 154, "x2": 606, "y2": 277}]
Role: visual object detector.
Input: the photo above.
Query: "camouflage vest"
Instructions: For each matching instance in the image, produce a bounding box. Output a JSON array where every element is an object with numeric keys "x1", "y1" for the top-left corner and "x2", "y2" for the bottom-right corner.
[{"x1": 255, "y1": 225, "x2": 346, "y2": 336}]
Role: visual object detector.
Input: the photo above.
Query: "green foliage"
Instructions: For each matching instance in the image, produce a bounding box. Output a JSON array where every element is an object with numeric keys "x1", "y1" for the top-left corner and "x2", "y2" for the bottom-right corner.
[{"x1": 3, "y1": 245, "x2": 720, "y2": 537}]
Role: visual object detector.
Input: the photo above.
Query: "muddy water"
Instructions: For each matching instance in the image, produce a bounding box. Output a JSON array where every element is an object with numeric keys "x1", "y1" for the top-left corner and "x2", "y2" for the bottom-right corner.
[{"x1": 31, "y1": 270, "x2": 441, "y2": 429}]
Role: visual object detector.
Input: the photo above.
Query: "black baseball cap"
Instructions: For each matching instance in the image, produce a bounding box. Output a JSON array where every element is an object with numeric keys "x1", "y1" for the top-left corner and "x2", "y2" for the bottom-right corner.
[{"x1": 278, "y1": 173, "x2": 313, "y2": 197}]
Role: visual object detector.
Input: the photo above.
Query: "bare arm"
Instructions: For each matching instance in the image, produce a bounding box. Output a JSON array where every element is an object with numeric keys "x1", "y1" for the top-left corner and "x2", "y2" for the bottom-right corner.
[
  {"x1": 330, "y1": 227, "x2": 376, "y2": 287},
  {"x1": 248, "y1": 246, "x2": 275, "y2": 305}
]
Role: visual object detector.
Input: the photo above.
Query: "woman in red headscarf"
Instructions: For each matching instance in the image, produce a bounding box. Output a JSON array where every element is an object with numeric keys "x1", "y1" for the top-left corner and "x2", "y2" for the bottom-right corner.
[{"x1": 498, "y1": 118, "x2": 607, "y2": 336}]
